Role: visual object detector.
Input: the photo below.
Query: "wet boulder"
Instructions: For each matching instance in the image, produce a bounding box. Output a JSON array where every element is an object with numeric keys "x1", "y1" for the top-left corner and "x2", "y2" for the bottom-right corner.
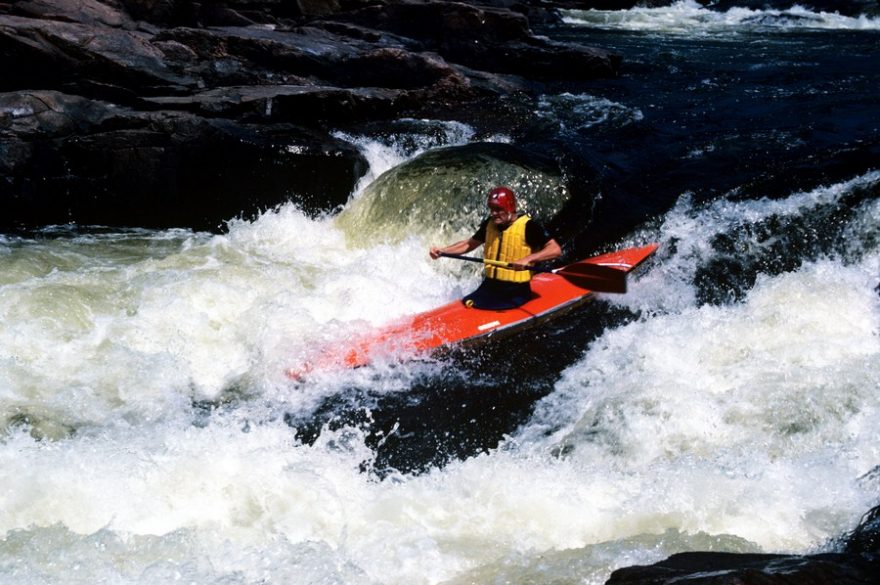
[
  {"x1": 0, "y1": 90, "x2": 367, "y2": 231},
  {"x1": 605, "y1": 504, "x2": 880, "y2": 585}
]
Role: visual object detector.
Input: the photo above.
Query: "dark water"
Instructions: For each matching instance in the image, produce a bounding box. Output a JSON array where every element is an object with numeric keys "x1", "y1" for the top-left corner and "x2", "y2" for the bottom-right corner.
[{"x1": 546, "y1": 22, "x2": 880, "y2": 244}]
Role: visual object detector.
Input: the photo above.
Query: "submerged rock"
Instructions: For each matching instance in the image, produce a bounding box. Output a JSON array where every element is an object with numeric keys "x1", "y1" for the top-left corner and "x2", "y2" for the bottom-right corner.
[
  {"x1": 606, "y1": 552, "x2": 877, "y2": 584},
  {"x1": 335, "y1": 141, "x2": 572, "y2": 246},
  {"x1": 605, "y1": 504, "x2": 880, "y2": 585}
]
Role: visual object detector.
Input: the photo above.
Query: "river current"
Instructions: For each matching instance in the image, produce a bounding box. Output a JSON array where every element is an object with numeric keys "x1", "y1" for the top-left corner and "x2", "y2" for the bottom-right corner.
[{"x1": 1, "y1": 2, "x2": 879, "y2": 584}]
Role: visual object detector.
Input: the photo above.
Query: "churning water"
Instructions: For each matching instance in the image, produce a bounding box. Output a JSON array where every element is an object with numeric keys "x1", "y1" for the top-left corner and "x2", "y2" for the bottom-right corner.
[{"x1": 2, "y1": 3, "x2": 879, "y2": 584}]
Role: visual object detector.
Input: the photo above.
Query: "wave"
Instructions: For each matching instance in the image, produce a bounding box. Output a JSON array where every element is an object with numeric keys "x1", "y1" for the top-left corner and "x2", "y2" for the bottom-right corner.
[
  {"x1": 562, "y1": 1, "x2": 880, "y2": 33},
  {"x1": 536, "y1": 93, "x2": 645, "y2": 133},
  {"x1": 519, "y1": 172, "x2": 880, "y2": 454},
  {"x1": 506, "y1": 171, "x2": 880, "y2": 563}
]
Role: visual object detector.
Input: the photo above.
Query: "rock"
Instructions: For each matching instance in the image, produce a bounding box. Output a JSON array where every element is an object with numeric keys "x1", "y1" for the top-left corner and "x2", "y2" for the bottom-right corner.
[
  {"x1": 295, "y1": 0, "x2": 342, "y2": 19},
  {"x1": 843, "y1": 501, "x2": 880, "y2": 558},
  {"x1": 141, "y1": 85, "x2": 402, "y2": 123},
  {"x1": 116, "y1": 0, "x2": 198, "y2": 26},
  {"x1": 0, "y1": 90, "x2": 367, "y2": 231},
  {"x1": 605, "y1": 551, "x2": 878, "y2": 584},
  {"x1": 605, "y1": 504, "x2": 880, "y2": 585},
  {"x1": 0, "y1": 0, "x2": 621, "y2": 231},
  {"x1": 11, "y1": 0, "x2": 136, "y2": 28},
  {"x1": 0, "y1": 90, "x2": 118, "y2": 136},
  {"x1": 331, "y1": 0, "x2": 621, "y2": 79},
  {"x1": 0, "y1": 14, "x2": 196, "y2": 93},
  {"x1": 150, "y1": 23, "x2": 473, "y2": 98}
]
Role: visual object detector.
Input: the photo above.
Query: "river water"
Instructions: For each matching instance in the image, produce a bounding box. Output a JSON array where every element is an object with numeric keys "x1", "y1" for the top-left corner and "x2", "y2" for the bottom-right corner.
[{"x1": 2, "y1": 2, "x2": 879, "y2": 583}]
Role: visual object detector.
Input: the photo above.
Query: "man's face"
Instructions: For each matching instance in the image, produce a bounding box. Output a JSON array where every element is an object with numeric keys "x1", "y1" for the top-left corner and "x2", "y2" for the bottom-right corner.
[{"x1": 488, "y1": 203, "x2": 514, "y2": 226}]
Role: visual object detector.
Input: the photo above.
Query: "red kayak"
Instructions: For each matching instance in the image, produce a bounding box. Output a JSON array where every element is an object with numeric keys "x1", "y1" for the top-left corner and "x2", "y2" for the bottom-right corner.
[{"x1": 287, "y1": 243, "x2": 658, "y2": 379}]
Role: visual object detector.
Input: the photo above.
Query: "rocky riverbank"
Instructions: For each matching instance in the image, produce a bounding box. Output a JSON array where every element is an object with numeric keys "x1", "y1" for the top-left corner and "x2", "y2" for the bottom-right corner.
[{"x1": 0, "y1": 0, "x2": 621, "y2": 231}]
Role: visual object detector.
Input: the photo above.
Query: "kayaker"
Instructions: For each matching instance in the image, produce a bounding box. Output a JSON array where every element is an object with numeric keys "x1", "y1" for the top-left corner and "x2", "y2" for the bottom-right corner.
[{"x1": 429, "y1": 186, "x2": 562, "y2": 310}]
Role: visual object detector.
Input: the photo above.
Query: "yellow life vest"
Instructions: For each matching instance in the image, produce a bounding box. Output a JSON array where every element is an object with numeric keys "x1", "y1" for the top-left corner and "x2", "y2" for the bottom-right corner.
[{"x1": 484, "y1": 214, "x2": 533, "y2": 283}]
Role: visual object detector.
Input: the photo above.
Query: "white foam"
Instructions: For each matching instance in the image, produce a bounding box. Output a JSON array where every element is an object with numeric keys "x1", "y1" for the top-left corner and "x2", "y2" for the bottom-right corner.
[
  {"x1": 334, "y1": 120, "x2": 477, "y2": 201},
  {"x1": 0, "y1": 205, "x2": 461, "y2": 430},
  {"x1": 536, "y1": 93, "x2": 644, "y2": 132},
  {"x1": 563, "y1": 1, "x2": 880, "y2": 33},
  {"x1": 615, "y1": 171, "x2": 880, "y2": 314},
  {"x1": 1, "y1": 170, "x2": 878, "y2": 584}
]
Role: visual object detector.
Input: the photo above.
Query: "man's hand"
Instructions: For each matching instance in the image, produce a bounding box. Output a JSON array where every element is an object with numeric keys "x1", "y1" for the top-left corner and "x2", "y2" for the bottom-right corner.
[{"x1": 429, "y1": 238, "x2": 481, "y2": 260}]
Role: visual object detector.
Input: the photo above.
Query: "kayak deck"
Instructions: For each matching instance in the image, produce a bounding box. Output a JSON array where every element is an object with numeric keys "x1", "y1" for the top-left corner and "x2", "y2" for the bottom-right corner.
[{"x1": 287, "y1": 243, "x2": 658, "y2": 379}]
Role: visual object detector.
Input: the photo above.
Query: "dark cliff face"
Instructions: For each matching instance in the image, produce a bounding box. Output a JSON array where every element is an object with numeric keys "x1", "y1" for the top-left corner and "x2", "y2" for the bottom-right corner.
[{"x1": 0, "y1": 0, "x2": 621, "y2": 232}]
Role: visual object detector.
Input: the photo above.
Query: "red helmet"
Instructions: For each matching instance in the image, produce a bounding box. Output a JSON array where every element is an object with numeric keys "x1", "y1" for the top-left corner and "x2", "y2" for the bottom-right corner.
[{"x1": 487, "y1": 186, "x2": 516, "y2": 214}]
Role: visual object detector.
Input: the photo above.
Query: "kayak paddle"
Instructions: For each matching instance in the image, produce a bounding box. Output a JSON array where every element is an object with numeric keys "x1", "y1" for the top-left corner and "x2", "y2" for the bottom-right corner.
[{"x1": 438, "y1": 252, "x2": 627, "y2": 293}]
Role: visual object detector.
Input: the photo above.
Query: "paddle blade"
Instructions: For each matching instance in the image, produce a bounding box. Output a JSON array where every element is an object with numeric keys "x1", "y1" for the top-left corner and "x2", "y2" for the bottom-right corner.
[{"x1": 554, "y1": 262, "x2": 627, "y2": 293}]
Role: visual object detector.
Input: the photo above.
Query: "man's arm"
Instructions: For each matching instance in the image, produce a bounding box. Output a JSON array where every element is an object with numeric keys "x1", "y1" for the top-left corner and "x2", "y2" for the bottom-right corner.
[
  {"x1": 510, "y1": 238, "x2": 562, "y2": 269},
  {"x1": 430, "y1": 238, "x2": 482, "y2": 259}
]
